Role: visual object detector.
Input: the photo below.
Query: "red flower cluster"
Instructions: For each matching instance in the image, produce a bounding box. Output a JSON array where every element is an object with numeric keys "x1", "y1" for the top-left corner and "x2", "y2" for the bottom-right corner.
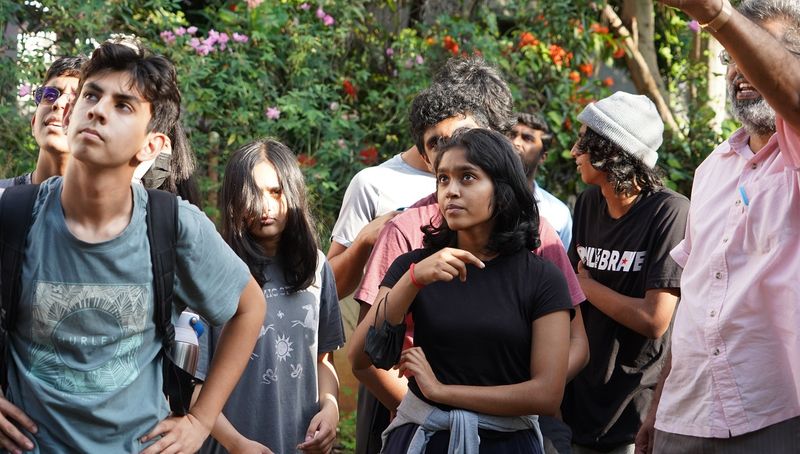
[
  {"x1": 519, "y1": 32, "x2": 539, "y2": 49},
  {"x1": 613, "y1": 47, "x2": 626, "y2": 59},
  {"x1": 359, "y1": 146, "x2": 378, "y2": 165},
  {"x1": 590, "y1": 23, "x2": 610, "y2": 34},
  {"x1": 443, "y1": 36, "x2": 459, "y2": 55},
  {"x1": 549, "y1": 44, "x2": 572, "y2": 68},
  {"x1": 603, "y1": 77, "x2": 615, "y2": 87},
  {"x1": 579, "y1": 62, "x2": 594, "y2": 77},
  {"x1": 297, "y1": 154, "x2": 317, "y2": 167},
  {"x1": 342, "y1": 79, "x2": 357, "y2": 100},
  {"x1": 569, "y1": 71, "x2": 581, "y2": 83}
]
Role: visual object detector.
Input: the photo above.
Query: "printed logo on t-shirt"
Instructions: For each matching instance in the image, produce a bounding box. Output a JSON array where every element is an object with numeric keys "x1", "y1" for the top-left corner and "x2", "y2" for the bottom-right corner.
[
  {"x1": 30, "y1": 281, "x2": 148, "y2": 393},
  {"x1": 576, "y1": 245, "x2": 647, "y2": 272}
]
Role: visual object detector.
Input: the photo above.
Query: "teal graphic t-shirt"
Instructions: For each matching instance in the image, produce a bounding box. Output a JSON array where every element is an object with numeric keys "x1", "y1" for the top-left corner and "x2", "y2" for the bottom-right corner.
[{"x1": 5, "y1": 177, "x2": 250, "y2": 452}]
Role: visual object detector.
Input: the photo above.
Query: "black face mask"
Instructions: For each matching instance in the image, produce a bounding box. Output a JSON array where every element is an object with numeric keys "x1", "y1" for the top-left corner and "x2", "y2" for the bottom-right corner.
[
  {"x1": 142, "y1": 151, "x2": 172, "y2": 190},
  {"x1": 364, "y1": 292, "x2": 406, "y2": 370}
]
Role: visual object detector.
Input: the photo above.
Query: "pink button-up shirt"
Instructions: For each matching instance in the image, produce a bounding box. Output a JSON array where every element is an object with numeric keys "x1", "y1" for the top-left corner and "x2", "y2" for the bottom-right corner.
[{"x1": 655, "y1": 120, "x2": 800, "y2": 438}]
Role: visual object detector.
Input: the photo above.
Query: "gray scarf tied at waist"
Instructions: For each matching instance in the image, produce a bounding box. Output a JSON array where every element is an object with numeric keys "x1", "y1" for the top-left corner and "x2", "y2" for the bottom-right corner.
[{"x1": 380, "y1": 391, "x2": 543, "y2": 453}]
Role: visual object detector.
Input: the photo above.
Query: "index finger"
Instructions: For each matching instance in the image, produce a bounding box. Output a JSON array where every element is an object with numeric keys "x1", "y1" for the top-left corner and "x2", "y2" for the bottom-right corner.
[{"x1": 448, "y1": 249, "x2": 485, "y2": 269}]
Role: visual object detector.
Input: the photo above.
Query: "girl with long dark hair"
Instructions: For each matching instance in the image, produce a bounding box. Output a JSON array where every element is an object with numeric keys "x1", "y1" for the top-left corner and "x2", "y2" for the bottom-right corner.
[
  {"x1": 348, "y1": 128, "x2": 573, "y2": 452},
  {"x1": 199, "y1": 138, "x2": 345, "y2": 454}
]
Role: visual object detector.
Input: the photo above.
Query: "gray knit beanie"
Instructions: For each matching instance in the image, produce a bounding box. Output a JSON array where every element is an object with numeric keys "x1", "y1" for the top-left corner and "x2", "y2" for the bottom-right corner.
[{"x1": 577, "y1": 92, "x2": 663, "y2": 168}]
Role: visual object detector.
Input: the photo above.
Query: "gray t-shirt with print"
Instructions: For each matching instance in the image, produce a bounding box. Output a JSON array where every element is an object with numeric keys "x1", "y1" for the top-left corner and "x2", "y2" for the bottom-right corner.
[
  {"x1": 198, "y1": 250, "x2": 345, "y2": 454},
  {"x1": 5, "y1": 177, "x2": 250, "y2": 453}
]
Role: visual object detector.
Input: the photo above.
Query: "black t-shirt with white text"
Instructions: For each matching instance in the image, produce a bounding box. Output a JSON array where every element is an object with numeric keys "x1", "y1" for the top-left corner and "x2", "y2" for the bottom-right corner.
[
  {"x1": 381, "y1": 247, "x2": 573, "y2": 410},
  {"x1": 563, "y1": 186, "x2": 689, "y2": 451}
]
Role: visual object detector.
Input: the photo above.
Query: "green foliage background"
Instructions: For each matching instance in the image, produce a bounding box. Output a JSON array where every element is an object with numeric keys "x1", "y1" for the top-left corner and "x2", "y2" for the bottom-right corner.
[{"x1": 1, "y1": 0, "x2": 727, "y2": 243}]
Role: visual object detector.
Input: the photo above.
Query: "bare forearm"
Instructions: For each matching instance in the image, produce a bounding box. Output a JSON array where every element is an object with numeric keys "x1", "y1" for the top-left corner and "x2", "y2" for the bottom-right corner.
[
  {"x1": 579, "y1": 280, "x2": 671, "y2": 339},
  {"x1": 328, "y1": 241, "x2": 371, "y2": 298},
  {"x1": 352, "y1": 366, "x2": 408, "y2": 411},
  {"x1": 318, "y1": 353, "x2": 340, "y2": 415},
  {"x1": 191, "y1": 278, "x2": 266, "y2": 429},
  {"x1": 432, "y1": 379, "x2": 563, "y2": 417},
  {"x1": 648, "y1": 349, "x2": 671, "y2": 417},
  {"x1": 566, "y1": 307, "x2": 589, "y2": 382}
]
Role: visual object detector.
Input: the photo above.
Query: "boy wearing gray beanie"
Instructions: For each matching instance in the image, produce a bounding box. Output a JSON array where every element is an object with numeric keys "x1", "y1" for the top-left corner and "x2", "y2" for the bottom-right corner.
[{"x1": 561, "y1": 92, "x2": 690, "y2": 454}]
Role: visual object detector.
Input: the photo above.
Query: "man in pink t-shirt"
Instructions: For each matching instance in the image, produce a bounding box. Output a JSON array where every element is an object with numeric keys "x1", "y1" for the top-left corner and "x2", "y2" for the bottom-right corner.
[{"x1": 636, "y1": 1, "x2": 800, "y2": 453}]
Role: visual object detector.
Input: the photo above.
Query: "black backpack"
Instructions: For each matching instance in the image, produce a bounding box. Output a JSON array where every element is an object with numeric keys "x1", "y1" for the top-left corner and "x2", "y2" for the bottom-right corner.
[{"x1": 0, "y1": 184, "x2": 197, "y2": 415}]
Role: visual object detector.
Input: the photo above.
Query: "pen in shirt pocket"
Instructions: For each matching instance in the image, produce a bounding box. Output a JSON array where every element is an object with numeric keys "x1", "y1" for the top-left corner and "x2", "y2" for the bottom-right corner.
[{"x1": 738, "y1": 185, "x2": 750, "y2": 207}]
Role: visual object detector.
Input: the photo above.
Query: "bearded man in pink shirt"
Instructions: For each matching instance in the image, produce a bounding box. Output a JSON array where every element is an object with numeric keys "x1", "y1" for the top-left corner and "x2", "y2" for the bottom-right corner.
[{"x1": 636, "y1": 0, "x2": 800, "y2": 453}]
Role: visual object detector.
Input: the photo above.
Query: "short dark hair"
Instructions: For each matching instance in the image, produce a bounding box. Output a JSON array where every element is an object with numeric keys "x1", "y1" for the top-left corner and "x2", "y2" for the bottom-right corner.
[
  {"x1": 80, "y1": 40, "x2": 181, "y2": 137},
  {"x1": 576, "y1": 128, "x2": 663, "y2": 195},
  {"x1": 409, "y1": 84, "x2": 489, "y2": 156},
  {"x1": 516, "y1": 111, "x2": 554, "y2": 153},
  {"x1": 220, "y1": 138, "x2": 319, "y2": 292},
  {"x1": 423, "y1": 128, "x2": 540, "y2": 255},
  {"x1": 80, "y1": 40, "x2": 195, "y2": 192},
  {"x1": 432, "y1": 56, "x2": 515, "y2": 133},
  {"x1": 43, "y1": 56, "x2": 87, "y2": 84}
]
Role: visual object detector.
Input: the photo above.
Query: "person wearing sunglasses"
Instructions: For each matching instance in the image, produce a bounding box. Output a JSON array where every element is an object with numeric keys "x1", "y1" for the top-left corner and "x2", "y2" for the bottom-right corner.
[{"x1": 0, "y1": 56, "x2": 86, "y2": 193}]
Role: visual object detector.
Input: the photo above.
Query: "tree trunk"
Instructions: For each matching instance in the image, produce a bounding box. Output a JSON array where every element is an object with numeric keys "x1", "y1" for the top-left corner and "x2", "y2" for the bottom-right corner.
[
  {"x1": 621, "y1": 0, "x2": 668, "y2": 102},
  {"x1": 603, "y1": 5, "x2": 682, "y2": 137}
]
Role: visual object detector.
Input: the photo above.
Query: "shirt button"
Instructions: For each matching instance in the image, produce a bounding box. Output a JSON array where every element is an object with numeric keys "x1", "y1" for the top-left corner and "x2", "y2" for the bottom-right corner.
[
  {"x1": 751, "y1": 163, "x2": 758, "y2": 169},
  {"x1": 713, "y1": 348, "x2": 721, "y2": 356},
  {"x1": 735, "y1": 199, "x2": 742, "y2": 206},
  {"x1": 715, "y1": 272, "x2": 722, "y2": 279},
  {"x1": 710, "y1": 310, "x2": 716, "y2": 317},
  {"x1": 722, "y1": 238, "x2": 728, "y2": 243}
]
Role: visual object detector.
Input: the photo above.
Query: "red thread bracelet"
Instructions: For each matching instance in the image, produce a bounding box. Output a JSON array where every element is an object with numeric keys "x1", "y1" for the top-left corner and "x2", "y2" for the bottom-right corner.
[{"x1": 409, "y1": 262, "x2": 425, "y2": 289}]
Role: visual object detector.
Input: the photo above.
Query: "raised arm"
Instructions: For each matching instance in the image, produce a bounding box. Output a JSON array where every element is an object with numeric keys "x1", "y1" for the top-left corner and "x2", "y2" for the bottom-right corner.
[{"x1": 659, "y1": 0, "x2": 800, "y2": 129}]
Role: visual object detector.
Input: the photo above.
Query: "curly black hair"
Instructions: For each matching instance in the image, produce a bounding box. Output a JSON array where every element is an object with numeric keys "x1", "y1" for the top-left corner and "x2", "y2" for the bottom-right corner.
[
  {"x1": 409, "y1": 84, "x2": 489, "y2": 156},
  {"x1": 422, "y1": 128, "x2": 540, "y2": 255},
  {"x1": 432, "y1": 56, "x2": 515, "y2": 133},
  {"x1": 576, "y1": 128, "x2": 663, "y2": 195}
]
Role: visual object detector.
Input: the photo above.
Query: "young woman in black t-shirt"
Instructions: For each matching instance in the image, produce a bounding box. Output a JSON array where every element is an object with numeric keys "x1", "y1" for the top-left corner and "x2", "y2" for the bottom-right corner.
[{"x1": 348, "y1": 128, "x2": 573, "y2": 452}]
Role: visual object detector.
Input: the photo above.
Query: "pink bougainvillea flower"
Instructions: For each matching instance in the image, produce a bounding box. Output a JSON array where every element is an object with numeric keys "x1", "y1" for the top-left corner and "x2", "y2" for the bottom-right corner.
[
  {"x1": 316, "y1": 7, "x2": 326, "y2": 19},
  {"x1": 688, "y1": 20, "x2": 700, "y2": 33},
  {"x1": 266, "y1": 106, "x2": 281, "y2": 120},
  {"x1": 247, "y1": 0, "x2": 264, "y2": 9},
  {"x1": 416, "y1": 55, "x2": 424, "y2": 65},
  {"x1": 174, "y1": 27, "x2": 186, "y2": 36},
  {"x1": 323, "y1": 14, "x2": 335, "y2": 26},
  {"x1": 385, "y1": 48, "x2": 394, "y2": 56},
  {"x1": 300, "y1": 3, "x2": 310, "y2": 10},
  {"x1": 18, "y1": 83, "x2": 31, "y2": 97},
  {"x1": 187, "y1": 26, "x2": 198, "y2": 35},
  {"x1": 217, "y1": 32, "x2": 229, "y2": 50},
  {"x1": 160, "y1": 30, "x2": 176, "y2": 44},
  {"x1": 232, "y1": 33, "x2": 249, "y2": 43}
]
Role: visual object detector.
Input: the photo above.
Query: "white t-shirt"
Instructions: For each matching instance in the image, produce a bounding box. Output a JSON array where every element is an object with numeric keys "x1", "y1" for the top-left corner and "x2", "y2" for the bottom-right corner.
[
  {"x1": 330, "y1": 153, "x2": 434, "y2": 247},
  {"x1": 535, "y1": 182, "x2": 573, "y2": 249}
]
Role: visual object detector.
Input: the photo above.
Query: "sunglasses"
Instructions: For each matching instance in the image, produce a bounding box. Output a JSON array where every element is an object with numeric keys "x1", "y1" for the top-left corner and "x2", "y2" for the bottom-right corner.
[{"x1": 33, "y1": 86, "x2": 73, "y2": 105}]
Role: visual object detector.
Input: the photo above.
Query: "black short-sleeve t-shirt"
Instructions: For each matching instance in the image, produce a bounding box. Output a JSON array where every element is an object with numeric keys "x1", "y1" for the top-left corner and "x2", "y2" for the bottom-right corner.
[
  {"x1": 381, "y1": 247, "x2": 573, "y2": 409},
  {"x1": 563, "y1": 186, "x2": 689, "y2": 450}
]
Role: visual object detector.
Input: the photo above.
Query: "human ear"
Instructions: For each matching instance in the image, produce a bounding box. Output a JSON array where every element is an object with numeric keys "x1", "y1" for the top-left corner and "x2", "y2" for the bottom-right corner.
[{"x1": 136, "y1": 132, "x2": 168, "y2": 163}]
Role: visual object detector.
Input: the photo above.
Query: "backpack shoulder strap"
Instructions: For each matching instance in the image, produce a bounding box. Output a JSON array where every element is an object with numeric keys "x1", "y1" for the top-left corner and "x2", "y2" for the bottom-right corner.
[
  {"x1": 145, "y1": 188, "x2": 178, "y2": 351},
  {"x1": 0, "y1": 183, "x2": 41, "y2": 391}
]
